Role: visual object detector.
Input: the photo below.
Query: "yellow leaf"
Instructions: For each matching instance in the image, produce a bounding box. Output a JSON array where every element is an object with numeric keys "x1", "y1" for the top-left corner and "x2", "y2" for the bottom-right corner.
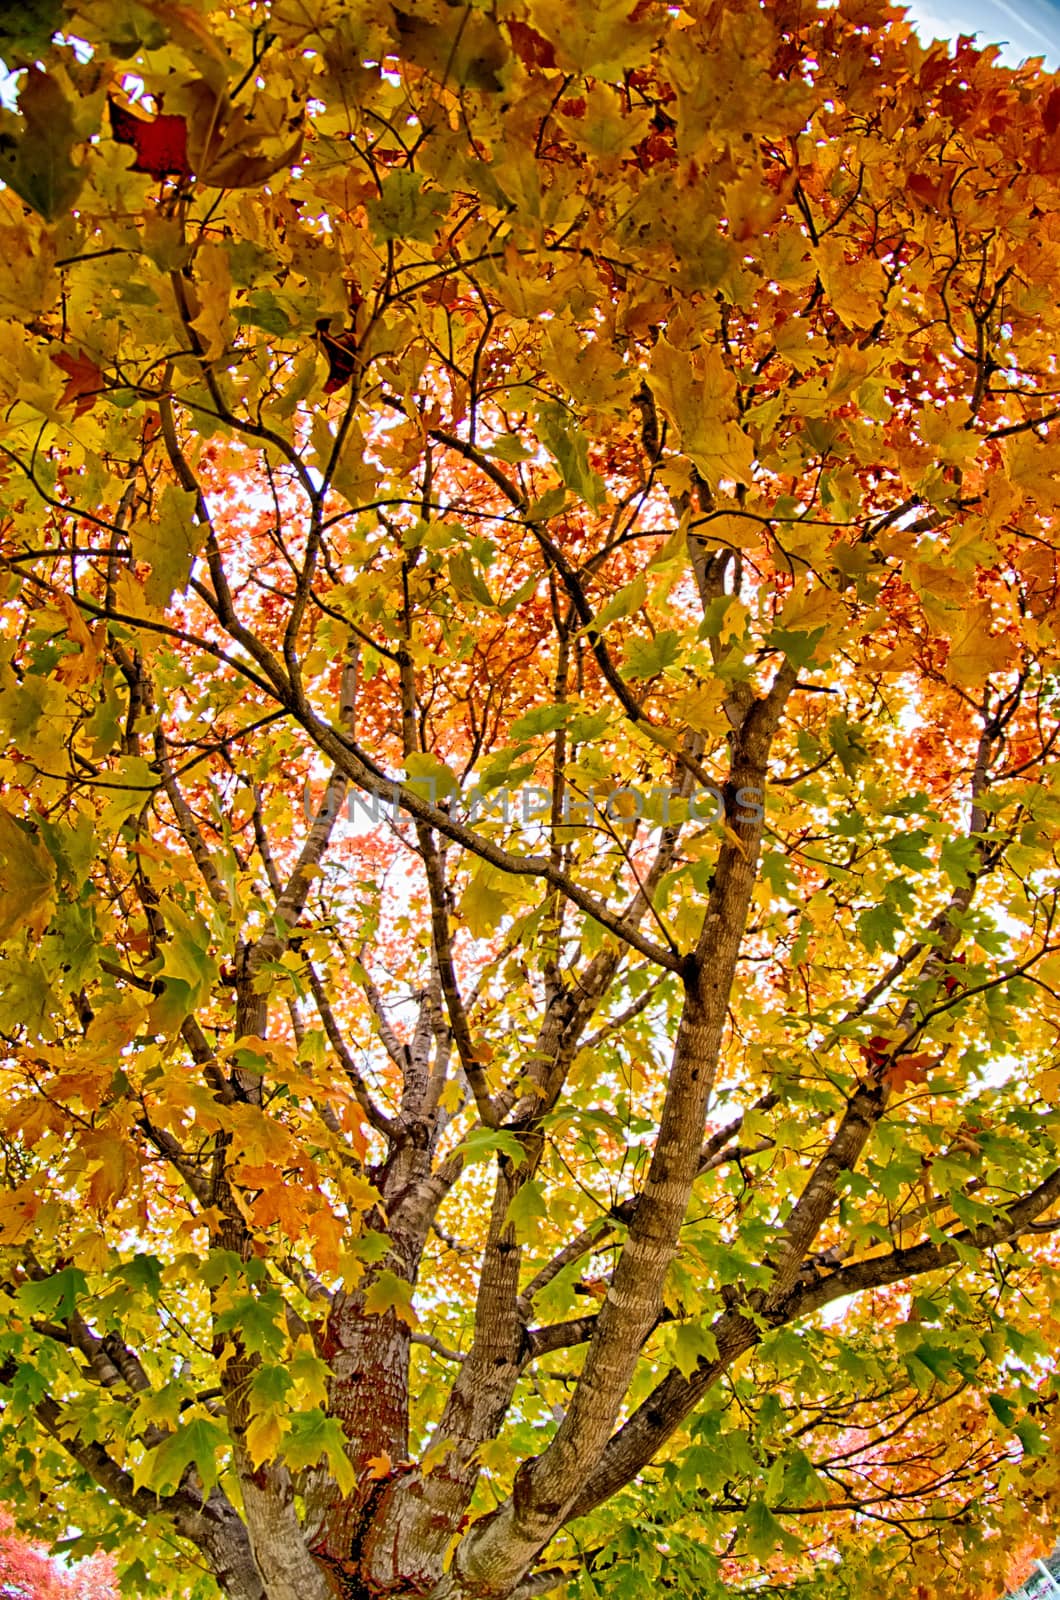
[
  {"x1": 815, "y1": 237, "x2": 888, "y2": 330},
  {"x1": 362, "y1": 1270, "x2": 418, "y2": 1328},
  {"x1": 0, "y1": 805, "x2": 55, "y2": 938},
  {"x1": 187, "y1": 241, "x2": 234, "y2": 361},
  {"x1": 421, "y1": 1437, "x2": 457, "y2": 1476},
  {"x1": 245, "y1": 1410, "x2": 285, "y2": 1470},
  {"x1": 289, "y1": 1343, "x2": 331, "y2": 1410},
  {"x1": 1005, "y1": 433, "x2": 1060, "y2": 506},
  {"x1": 557, "y1": 84, "x2": 652, "y2": 159},
  {"x1": 462, "y1": 869, "x2": 517, "y2": 939},
  {"x1": 917, "y1": 400, "x2": 981, "y2": 469},
  {"x1": 721, "y1": 823, "x2": 748, "y2": 858},
  {"x1": 1039, "y1": 1066, "x2": 1060, "y2": 1104},
  {"x1": 778, "y1": 583, "x2": 838, "y2": 635},
  {"x1": 647, "y1": 338, "x2": 755, "y2": 488},
  {"x1": 0, "y1": 1182, "x2": 42, "y2": 1244},
  {"x1": 52, "y1": 594, "x2": 100, "y2": 688},
  {"x1": 527, "y1": 0, "x2": 655, "y2": 73},
  {"x1": 943, "y1": 603, "x2": 1018, "y2": 689},
  {"x1": 365, "y1": 1451, "x2": 391, "y2": 1480},
  {"x1": 673, "y1": 683, "x2": 725, "y2": 736}
]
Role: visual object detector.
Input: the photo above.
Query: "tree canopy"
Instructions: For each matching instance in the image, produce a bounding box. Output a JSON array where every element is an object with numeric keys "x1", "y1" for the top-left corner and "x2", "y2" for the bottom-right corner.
[
  {"x1": 2, "y1": 1, "x2": 1060, "y2": 1597},
  {"x1": 0, "y1": 1511, "x2": 115, "y2": 1600}
]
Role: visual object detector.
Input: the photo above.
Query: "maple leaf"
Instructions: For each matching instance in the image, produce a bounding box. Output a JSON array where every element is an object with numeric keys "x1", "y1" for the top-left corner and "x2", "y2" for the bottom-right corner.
[
  {"x1": 50, "y1": 348, "x2": 104, "y2": 416},
  {"x1": 0, "y1": 66, "x2": 85, "y2": 221},
  {"x1": 943, "y1": 602, "x2": 1018, "y2": 689},
  {"x1": 507, "y1": 19, "x2": 556, "y2": 68},
  {"x1": 108, "y1": 97, "x2": 191, "y2": 180},
  {"x1": 884, "y1": 1051, "x2": 939, "y2": 1094},
  {"x1": 316, "y1": 320, "x2": 359, "y2": 394}
]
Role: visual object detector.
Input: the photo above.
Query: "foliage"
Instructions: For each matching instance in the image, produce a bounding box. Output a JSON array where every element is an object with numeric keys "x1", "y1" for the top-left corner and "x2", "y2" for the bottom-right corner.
[
  {"x1": 1, "y1": 2, "x2": 1060, "y2": 1599},
  {"x1": 0, "y1": 1510, "x2": 115, "y2": 1600}
]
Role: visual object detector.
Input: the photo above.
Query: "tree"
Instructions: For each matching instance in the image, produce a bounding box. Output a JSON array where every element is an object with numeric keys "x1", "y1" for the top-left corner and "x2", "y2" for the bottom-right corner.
[
  {"x1": 1, "y1": 0, "x2": 1060, "y2": 1595},
  {"x1": 0, "y1": 1510, "x2": 115, "y2": 1600}
]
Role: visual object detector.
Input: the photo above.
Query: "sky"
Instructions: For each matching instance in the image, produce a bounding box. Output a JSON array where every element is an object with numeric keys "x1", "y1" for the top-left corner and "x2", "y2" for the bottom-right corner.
[{"x1": 903, "y1": 0, "x2": 1060, "y2": 64}]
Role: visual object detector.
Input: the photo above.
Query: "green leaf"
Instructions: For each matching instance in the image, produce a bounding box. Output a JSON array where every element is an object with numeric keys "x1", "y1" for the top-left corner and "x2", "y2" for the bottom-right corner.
[
  {"x1": 624, "y1": 630, "x2": 681, "y2": 680},
  {"x1": 765, "y1": 623, "x2": 828, "y2": 669},
  {"x1": 0, "y1": 951, "x2": 55, "y2": 1036},
  {"x1": 488, "y1": 434, "x2": 535, "y2": 463},
  {"x1": 248, "y1": 1363, "x2": 293, "y2": 1411},
  {"x1": 988, "y1": 1393, "x2": 1016, "y2": 1427},
  {"x1": 405, "y1": 751, "x2": 459, "y2": 800},
  {"x1": 362, "y1": 1270, "x2": 418, "y2": 1326},
  {"x1": 827, "y1": 715, "x2": 871, "y2": 778},
  {"x1": 0, "y1": 0, "x2": 66, "y2": 64},
  {"x1": 743, "y1": 1497, "x2": 802, "y2": 1560},
  {"x1": 858, "y1": 901, "x2": 902, "y2": 955},
  {"x1": 366, "y1": 172, "x2": 449, "y2": 243},
  {"x1": 526, "y1": 487, "x2": 569, "y2": 521},
  {"x1": 158, "y1": 900, "x2": 219, "y2": 1013},
  {"x1": 138, "y1": 1416, "x2": 228, "y2": 1496},
  {"x1": 593, "y1": 575, "x2": 647, "y2": 633},
  {"x1": 283, "y1": 1407, "x2": 356, "y2": 1494},
  {"x1": 670, "y1": 1322, "x2": 719, "y2": 1381},
  {"x1": 132, "y1": 484, "x2": 204, "y2": 609},
  {"x1": 213, "y1": 1288, "x2": 287, "y2": 1358},
  {"x1": 452, "y1": 1125, "x2": 525, "y2": 1166},
  {"x1": 0, "y1": 68, "x2": 86, "y2": 221},
  {"x1": 510, "y1": 704, "x2": 571, "y2": 738},
  {"x1": 448, "y1": 549, "x2": 496, "y2": 608},
  {"x1": 500, "y1": 572, "x2": 540, "y2": 616},
  {"x1": 940, "y1": 834, "x2": 979, "y2": 887},
  {"x1": 882, "y1": 829, "x2": 933, "y2": 872},
  {"x1": 115, "y1": 1255, "x2": 164, "y2": 1299},
  {"x1": 536, "y1": 402, "x2": 606, "y2": 509},
  {"x1": 505, "y1": 1181, "x2": 547, "y2": 1242},
  {"x1": 237, "y1": 289, "x2": 294, "y2": 336},
  {"x1": 0, "y1": 806, "x2": 55, "y2": 939},
  {"x1": 98, "y1": 755, "x2": 159, "y2": 832},
  {"x1": 16, "y1": 1266, "x2": 88, "y2": 1321},
  {"x1": 1015, "y1": 1417, "x2": 1047, "y2": 1456}
]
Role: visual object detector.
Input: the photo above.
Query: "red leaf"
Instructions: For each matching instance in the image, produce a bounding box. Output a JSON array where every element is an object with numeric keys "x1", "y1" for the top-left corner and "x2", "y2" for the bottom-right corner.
[
  {"x1": 860, "y1": 1033, "x2": 894, "y2": 1069},
  {"x1": 507, "y1": 20, "x2": 556, "y2": 68},
  {"x1": 51, "y1": 348, "x2": 104, "y2": 416},
  {"x1": 942, "y1": 952, "x2": 967, "y2": 997},
  {"x1": 316, "y1": 322, "x2": 359, "y2": 394},
  {"x1": 908, "y1": 172, "x2": 940, "y2": 207},
  {"x1": 884, "y1": 1051, "x2": 937, "y2": 1093},
  {"x1": 108, "y1": 97, "x2": 191, "y2": 180},
  {"x1": 1044, "y1": 86, "x2": 1060, "y2": 137}
]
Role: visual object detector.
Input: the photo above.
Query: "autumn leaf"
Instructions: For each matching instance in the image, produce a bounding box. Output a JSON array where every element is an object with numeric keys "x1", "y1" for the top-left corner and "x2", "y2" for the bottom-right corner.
[
  {"x1": 0, "y1": 67, "x2": 86, "y2": 221},
  {"x1": 943, "y1": 602, "x2": 1018, "y2": 689},
  {"x1": 50, "y1": 347, "x2": 105, "y2": 417},
  {"x1": 884, "y1": 1051, "x2": 939, "y2": 1094},
  {"x1": 108, "y1": 96, "x2": 191, "y2": 179},
  {"x1": 647, "y1": 337, "x2": 755, "y2": 487},
  {"x1": 0, "y1": 807, "x2": 55, "y2": 939},
  {"x1": 317, "y1": 321, "x2": 359, "y2": 394},
  {"x1": 362, "y1": 1270, "x2": 418, "y2": 1327}
]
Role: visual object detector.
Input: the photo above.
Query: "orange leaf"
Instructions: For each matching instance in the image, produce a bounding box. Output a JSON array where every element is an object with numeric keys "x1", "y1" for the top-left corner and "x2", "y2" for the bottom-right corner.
[
  {"x1": 50, "y1": 348, "x2": 104, "y2": 415},
  {"x1": 884, "y1": 1052, "x2": 938, "y2": 1093}
]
